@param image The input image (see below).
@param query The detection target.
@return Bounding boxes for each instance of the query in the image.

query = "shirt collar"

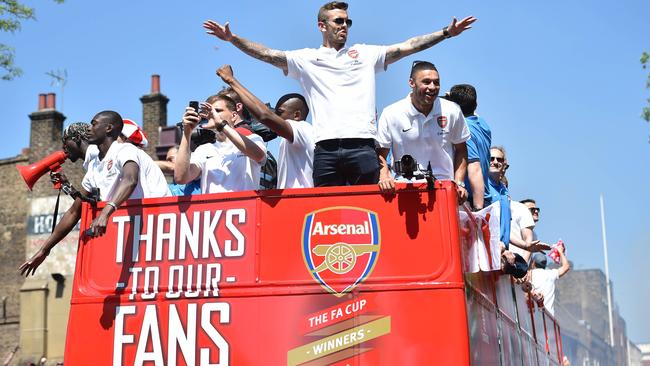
[405,93,439,119]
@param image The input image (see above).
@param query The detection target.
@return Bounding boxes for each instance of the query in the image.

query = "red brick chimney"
[28,92,66,196]
[140,74,168,159]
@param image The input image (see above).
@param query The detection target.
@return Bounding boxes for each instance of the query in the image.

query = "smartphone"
[189,101,199,113]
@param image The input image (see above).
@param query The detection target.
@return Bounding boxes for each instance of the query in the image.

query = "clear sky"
[1,0,649,342]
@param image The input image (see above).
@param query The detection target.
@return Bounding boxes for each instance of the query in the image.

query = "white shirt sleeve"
[285,48,308,79]
[115,143,140,170]
[247,133,267,166]
[513,201,536,229]
[376,108,392,149]
[81,171,93,193]
[289,121,308,147]
[450,106,471,144]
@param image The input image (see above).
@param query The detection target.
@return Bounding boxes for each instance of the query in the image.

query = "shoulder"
[286,47,317,58]
[440,98,463,116]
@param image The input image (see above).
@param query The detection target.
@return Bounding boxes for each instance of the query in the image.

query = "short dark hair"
[318,1,348,22]
[94,110,123,138]
[409,60,438,79]
[275,93,309,119]
[206,94,237,112]
[448,84,477,116]
[217,87,251,120]
[520,198,536,205]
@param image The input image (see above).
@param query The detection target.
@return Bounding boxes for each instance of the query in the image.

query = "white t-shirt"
[530,268,559,315]
[82,142,171,201]
[83,144,99,171]
[277,121,314,189]
[285,44,386,142]
[377,95,470,180]
[509,201,536,258]
[190,133,266,193]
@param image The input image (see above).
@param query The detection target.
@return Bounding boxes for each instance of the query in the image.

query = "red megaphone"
[16,150,68,190]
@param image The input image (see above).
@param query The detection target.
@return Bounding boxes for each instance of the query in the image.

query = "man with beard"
[203,2,475,186]
[376,61,469,204]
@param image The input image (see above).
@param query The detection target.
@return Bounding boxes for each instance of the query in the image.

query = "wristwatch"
[454,180,465,188]
[216,120,228,132]
[442,26,452,39]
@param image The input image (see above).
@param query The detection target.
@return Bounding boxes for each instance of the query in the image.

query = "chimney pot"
[46,93,56,109]
[38,94,46,110]
[151,75,160,94]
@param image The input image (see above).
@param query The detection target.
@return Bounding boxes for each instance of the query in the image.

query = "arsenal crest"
[347,49,359,59]
[106,159,114,171]
[437,116,448,128]
[302,207,380,297]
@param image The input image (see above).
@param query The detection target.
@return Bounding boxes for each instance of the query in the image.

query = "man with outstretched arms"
[204,2,475,186]
[174,95,267,193]
[376,61,470,203]
[217,64,314,188]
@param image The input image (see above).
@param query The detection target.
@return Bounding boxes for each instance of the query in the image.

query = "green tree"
[0,0,63,80]
[642,52,650,122]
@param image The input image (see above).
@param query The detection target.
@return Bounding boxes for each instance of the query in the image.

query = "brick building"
[555,268,636,365]
[0,76,172,365]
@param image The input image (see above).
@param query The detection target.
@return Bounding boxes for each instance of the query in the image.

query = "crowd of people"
[19,1,569,317]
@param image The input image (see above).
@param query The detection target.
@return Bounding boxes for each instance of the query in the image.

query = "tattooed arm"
[203,20,288,73]
[384,16,476,66]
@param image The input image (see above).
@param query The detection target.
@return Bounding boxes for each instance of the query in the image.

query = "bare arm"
[19,195,84,276]
[156,160,175,175]
[377,148,395,193]
[222,125,266,163]
[174,108,202,184]
[217,65,294,142]
[201,102,266,164]
[203,20,287,73]
[88,161,140,237]
[467,161,484,209]
[557,246,571,277]
[384,16,476,66]
[453,142,468,204]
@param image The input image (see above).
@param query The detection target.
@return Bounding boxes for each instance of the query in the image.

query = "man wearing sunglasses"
[376,61,470,204]
[203,2,476,186]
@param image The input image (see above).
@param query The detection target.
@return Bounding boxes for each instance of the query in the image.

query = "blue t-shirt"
[169,179,201,196]
[464,115,492,204]
[486,177,511,247]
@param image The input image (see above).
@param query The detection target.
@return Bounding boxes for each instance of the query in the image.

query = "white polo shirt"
[83,144,99,171]
[190,132,266,194]
[377,95,470,180]
[285,44,386,142]
[82,141,171,201]
[277,121,314,189]
[509,201,536,258]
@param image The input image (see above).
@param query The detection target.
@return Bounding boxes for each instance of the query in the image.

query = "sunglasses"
[332,17,352,27]
[529,207,540,214]
[490,156,505,163]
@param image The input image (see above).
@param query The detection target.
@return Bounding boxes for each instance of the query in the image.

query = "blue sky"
[1,0,649,342]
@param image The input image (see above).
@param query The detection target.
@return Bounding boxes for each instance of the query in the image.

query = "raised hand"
[216,64,234,84]
[181,107,201,134]
[447,16,477,37]
[203,20,234,42]
[528,240,552,253]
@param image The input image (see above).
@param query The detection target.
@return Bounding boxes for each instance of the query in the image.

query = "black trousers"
[312,138,380,187]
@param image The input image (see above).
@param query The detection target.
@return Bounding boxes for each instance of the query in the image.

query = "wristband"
[216,120,228,132]
[106,201,118,210]
[442,26,452,39]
